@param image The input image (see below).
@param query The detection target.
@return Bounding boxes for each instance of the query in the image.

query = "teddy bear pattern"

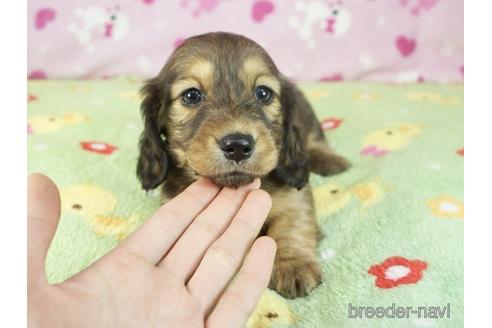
[289,0,351,48]
[68,5,129,52]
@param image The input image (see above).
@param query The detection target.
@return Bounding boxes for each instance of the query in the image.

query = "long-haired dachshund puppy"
[137,32,349,298]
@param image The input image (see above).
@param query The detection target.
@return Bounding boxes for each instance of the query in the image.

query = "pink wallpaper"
[28,0,464,83]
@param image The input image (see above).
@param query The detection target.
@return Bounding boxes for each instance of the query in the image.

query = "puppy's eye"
[181,88,203,106]
[255,85,273,104]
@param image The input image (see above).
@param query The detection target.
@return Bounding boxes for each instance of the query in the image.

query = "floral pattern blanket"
[27,78,464,327]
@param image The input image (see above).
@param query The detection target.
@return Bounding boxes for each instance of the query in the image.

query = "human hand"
[27,174,276,328]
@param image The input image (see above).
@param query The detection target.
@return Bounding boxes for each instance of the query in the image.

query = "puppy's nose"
[219,133,255,163]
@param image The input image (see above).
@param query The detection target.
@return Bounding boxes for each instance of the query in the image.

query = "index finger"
[187,189,272,312]
[115,178,221,265]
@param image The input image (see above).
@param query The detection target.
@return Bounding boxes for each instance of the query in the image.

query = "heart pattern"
[27,1,463,83]
[396,36,416,57]
[252,0,274,23]
[35,8,56,30]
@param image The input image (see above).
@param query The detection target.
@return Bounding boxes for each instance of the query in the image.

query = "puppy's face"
[167,54,282,187]
[137,33,306,190]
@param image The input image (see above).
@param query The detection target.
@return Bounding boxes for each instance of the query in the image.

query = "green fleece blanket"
[27,78,464,328]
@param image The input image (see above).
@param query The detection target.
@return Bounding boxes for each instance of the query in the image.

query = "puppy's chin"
[208,172,256,189]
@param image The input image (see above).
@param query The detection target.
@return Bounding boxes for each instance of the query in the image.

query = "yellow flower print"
[28,112,86,134]
[353,91,379,101]
[427,196,464,219]
[119,90,142,101]
[71,85,93,93]
[313,182,352,217]
[314,178,388,217]
[305,89,331,100]
[406,92,460,106]
[61,184,140,240]
[61,185,117,217]
[89,214,140,241]
[361,123,422,157]
[352,180,387,208]
[247,290,296,328]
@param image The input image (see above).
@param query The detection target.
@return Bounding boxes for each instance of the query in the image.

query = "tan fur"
[241,57,282,121]
[262,97,282,123]
[241,56,274,86]
[262,184,322,298]
[170,59,214,97]
[163,53,284,187]
[307,133,351,176]
[186,117,279,179]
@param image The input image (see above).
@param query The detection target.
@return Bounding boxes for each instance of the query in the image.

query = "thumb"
[27,173,61,286]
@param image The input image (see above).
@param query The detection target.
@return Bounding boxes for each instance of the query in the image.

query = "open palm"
[28,174,276,328]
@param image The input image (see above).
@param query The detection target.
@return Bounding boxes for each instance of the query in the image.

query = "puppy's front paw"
[327,155,351,175]
[269,258,322,299]
[311,152,351,177]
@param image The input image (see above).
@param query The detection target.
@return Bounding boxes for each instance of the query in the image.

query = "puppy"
[136,32,349,299]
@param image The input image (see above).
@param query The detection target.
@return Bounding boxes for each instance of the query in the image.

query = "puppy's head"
[137,32,308,190]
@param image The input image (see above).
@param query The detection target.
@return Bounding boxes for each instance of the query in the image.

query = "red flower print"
[368,256,427,289]
[80,141,118,155]
[320,74,343,82]
[100,75,115,80]
[457,147,464,156]
[28,94,37,102]
[321,118,343,131]
[28,70,47,80]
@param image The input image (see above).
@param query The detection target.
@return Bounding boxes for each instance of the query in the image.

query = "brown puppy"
[137,32,350,299]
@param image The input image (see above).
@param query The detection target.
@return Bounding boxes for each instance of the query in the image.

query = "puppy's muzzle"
[218,133,255,163]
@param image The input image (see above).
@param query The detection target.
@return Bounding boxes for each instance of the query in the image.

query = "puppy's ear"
[136,77,170,191]
[274,81,309,190]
